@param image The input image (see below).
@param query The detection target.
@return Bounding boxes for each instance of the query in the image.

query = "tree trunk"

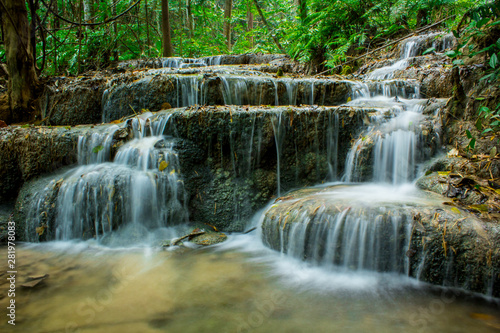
[83,0,92,23]
[178,0,183,56]
[253,0,285,53]
[52,0,60,73]
[161,0,173,57]
[298,0,307,24]
[224,0,232,51]
[77,0,83,73]
[110,0,118,60]
[27,0,37,57]
[145,0,151,56]
[247,2,253,47]
[187,0,193,39]
[1,0,39,123]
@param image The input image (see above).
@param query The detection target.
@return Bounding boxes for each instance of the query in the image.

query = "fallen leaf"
[468,204,489,212]
[36,225,46,236]
[159,160,169,172]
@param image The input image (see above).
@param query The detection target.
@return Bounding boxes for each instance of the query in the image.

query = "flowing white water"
[263,35,445,280]
[25,116,188,242]
[12,34,500,332]
[271,112,286,196]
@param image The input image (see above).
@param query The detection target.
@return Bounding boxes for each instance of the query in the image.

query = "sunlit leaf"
[490,53,498,69]
[159,160,169,172]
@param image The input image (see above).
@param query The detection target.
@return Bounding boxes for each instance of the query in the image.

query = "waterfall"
[342,34,428,184]
[261,185,421,274]
[25,115,188,242]
[271,112,286,196]
[262,35,443,277]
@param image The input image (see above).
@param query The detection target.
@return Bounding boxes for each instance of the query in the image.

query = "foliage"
[285,0,480,69]
[444,1,500,150]
[0,0,488,76]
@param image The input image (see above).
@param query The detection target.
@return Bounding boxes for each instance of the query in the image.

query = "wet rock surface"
[0,126,80,201]
[166,105,369,231]
[116,53,292,71]
[36,34,460,127]
[261,184,500,297]
[11,105,369,236]
[39,76,105,125]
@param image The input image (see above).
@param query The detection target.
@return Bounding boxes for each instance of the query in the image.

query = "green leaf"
[445,50,459,58]
[92,145,104,153]
[469,138,476,149]
[490,53,498,69]
[453,59,464,66]
[479,106,491,116]
[422,47,436,55]
[452,30,460,38]
[477,18,491,29]
[482,128,494,134]
[479,73,496,82]
[476,118,483,131]
[466,129,473,139]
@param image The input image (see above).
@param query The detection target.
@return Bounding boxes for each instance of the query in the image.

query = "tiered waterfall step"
[260,184,500,297]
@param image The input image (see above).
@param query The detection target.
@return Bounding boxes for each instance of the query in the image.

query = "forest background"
[0,0,489,76]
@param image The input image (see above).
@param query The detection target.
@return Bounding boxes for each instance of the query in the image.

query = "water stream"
[5,32,500,331]
[1,239,499,333]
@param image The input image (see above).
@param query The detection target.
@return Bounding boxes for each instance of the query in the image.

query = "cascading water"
[9,33,499,333]
[261,34,444,277]
[24,115,188,242]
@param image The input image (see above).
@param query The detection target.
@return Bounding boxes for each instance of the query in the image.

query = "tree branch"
[39,0,142,27]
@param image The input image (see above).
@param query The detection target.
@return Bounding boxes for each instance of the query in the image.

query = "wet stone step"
[11,105,372,237]
[41,69,426,126]
[115,53,291,71]
[260,183,500,297]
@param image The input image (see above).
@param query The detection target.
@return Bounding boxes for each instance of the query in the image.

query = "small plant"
[444,2,500,151]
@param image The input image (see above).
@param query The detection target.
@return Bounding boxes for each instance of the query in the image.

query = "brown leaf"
[36,225,46,236]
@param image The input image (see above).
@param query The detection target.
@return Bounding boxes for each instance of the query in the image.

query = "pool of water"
[1,235,499,333]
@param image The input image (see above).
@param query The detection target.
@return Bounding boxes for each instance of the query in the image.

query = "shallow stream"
[1,236,499,333]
